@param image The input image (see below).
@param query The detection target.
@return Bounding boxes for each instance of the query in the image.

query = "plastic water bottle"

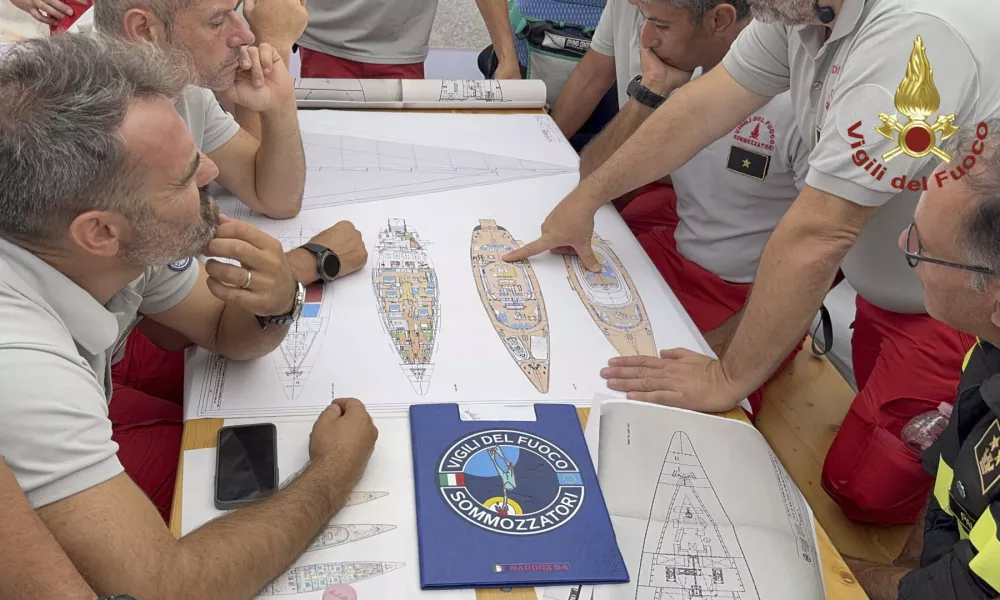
[901,402,953,455]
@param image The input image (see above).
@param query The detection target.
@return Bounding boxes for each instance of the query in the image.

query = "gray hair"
[641,0,752,23]
[94,0,198,36]
[0,33,193,246]
[945,119,1000,290]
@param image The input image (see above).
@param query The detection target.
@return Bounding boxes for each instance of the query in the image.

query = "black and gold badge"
[726,146,771,180]
[975,418,1000,494]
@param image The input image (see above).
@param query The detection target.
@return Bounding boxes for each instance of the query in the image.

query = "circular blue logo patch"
[168,257,193,272]
[437,429,584,535]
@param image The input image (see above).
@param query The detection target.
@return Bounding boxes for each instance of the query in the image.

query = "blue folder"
[409,403,629,589]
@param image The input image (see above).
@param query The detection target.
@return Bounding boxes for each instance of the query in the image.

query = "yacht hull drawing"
[307,524,396,552]
[471,219,550,393]
[566,233,655,357]
[346,491,388,507]
[260,561,405,595]
[636,432,757,600]
[274,229,333,400]
[373,219,440,395]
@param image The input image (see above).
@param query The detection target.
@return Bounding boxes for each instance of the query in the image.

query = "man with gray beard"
[0,34,378,600]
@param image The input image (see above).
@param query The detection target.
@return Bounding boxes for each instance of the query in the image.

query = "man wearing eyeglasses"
[842,120,1000,600]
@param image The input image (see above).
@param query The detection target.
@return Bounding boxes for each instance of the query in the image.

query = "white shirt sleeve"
[720,19,792,98]
[0,346,123,509]
[138,259,201,315]
[590,0,616,57]
[199,88,242,154]
[805,15,981,206]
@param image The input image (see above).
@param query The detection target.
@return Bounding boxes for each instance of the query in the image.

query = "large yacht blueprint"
[306,524,396,553]
[566,233,656,357]
[470,219,550,393]
[636,432,757,600]
[260,561,405,595]
[372,219,440,394]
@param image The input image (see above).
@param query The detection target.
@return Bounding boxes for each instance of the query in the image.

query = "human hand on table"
[309,398,379,492]
[600,349,745,413]
[220,43,294,113]
[203,214,298,316]
[309,221,368,277]
[501,188,603,272]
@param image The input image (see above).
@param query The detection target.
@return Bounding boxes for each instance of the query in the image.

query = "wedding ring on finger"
[240,269,253,290]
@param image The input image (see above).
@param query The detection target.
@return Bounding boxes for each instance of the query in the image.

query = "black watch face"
[320,252,341,279]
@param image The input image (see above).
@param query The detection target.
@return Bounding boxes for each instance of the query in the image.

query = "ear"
[122,8,168,43]
[66,211,130,259]
[707,3,737,34]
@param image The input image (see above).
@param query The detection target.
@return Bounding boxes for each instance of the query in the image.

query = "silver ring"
[240,269,253,289]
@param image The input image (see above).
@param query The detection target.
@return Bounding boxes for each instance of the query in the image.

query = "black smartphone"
[214,422,278,510]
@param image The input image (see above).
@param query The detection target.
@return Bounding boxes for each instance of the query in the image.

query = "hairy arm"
[209,107,305,220]
[37,458,351,600]
[0,460,97,600]
[718,187,876,405]
[579,63,769,211]
[580,97,656,179]
[475,0,519,77]
[550,50,617,140]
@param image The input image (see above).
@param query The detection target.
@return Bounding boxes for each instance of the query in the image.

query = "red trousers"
[299,48,425,79]
[821,296,976,525]
[619,184,803,418]
[109,326,185,523]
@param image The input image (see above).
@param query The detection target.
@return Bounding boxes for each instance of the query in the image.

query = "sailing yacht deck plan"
[345,491,388,507]
[260,561,405,595]
[566,233,656,357]
[306,524,396,553]
[373,219,441,395]
[471,219,550,393]
[636,432,758,600]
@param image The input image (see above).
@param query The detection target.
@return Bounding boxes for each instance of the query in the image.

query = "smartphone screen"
[215,423,278,507]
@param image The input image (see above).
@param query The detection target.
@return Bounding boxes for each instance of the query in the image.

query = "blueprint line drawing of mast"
[635,432,759,600]
[372,219,440,394]
[259,561,405,595]
[471,219,550,393]
[565,233,656,357]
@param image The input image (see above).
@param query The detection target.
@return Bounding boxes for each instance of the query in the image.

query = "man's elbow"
[255,193,303,220]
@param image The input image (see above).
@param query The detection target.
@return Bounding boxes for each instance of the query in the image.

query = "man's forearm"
[579,98,655,179]
[174,458,349,600]
[550,51,616,139]
[255,102,306,218]
[703,306,744,357]
[214,297,292,360]
[581,66,767,212]
[475,0,517,67]
[846,558,908,600]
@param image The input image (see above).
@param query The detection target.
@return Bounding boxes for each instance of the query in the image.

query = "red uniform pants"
[299,47,425,79]
[820,296,976,525]
[619,184,803,418]
[109,325,186,523]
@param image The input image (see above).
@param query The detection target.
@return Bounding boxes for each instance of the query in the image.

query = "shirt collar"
[0,237,119,355]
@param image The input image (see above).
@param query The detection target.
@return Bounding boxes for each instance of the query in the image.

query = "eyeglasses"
[903,222,997,275]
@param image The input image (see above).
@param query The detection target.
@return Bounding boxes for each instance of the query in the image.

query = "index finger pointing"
[502,237,550,263]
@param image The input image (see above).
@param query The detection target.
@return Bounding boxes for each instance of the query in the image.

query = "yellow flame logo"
[875,35,959,162]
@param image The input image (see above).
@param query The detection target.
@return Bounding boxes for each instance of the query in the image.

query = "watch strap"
[257,280,306,328]
[627,74,666,110]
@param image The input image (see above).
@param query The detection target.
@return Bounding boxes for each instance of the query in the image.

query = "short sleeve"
[772,93,809,191]
[590,1,616,57]
[199,88,241,154]
[721,19,792,98]
[139,259,200,315]
[0,347,122,508]
[805,15,981,207]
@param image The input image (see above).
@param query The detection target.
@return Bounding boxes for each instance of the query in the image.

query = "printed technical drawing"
[260,561,405,595]
[345,491,388,507]
[636,432,758,600]
[300,132,574,209]
[438,79,504,102]
[373,219,440,394]
[306,524,397,552]
[471,219,550,393]
[566,233,656,357]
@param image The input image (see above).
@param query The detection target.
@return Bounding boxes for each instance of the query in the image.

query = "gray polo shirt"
[594,0,808,283]
[174,85,241,154]
[722,0,1000,312]
[296,0,438,65]
[0,237,198,508]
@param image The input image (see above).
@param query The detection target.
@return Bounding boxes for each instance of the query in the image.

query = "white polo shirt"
[592,1,808,283]
[0,237,198,508]
[722,0,1000,312]
[297,0,438,65]
[174,85,241,154]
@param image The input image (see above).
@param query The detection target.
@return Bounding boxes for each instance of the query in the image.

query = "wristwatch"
[626,74,667,110]
[300,242,342,283]
[256,280,306,328]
